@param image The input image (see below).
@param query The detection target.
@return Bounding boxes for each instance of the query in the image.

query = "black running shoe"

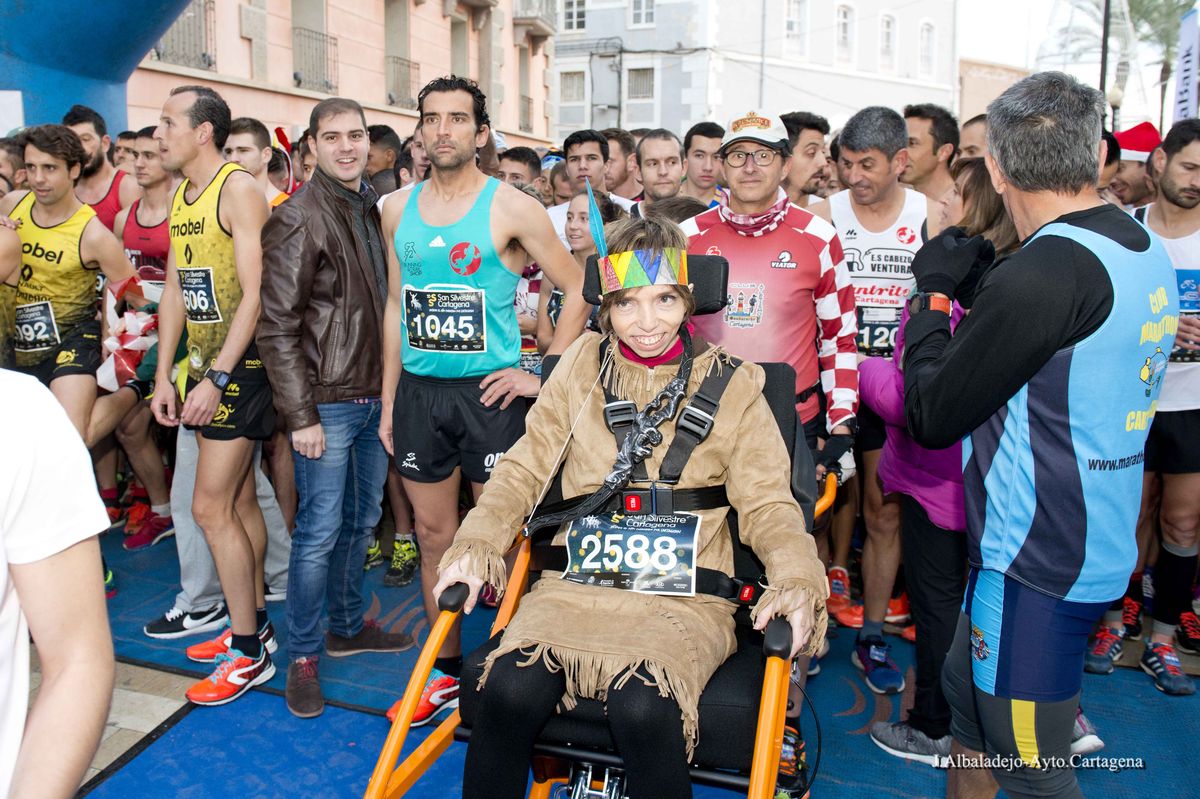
[1177,611,1200,656]
[383,539,419,587]
[143,604,229,639]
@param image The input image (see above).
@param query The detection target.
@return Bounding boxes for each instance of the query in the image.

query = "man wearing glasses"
[679,111,858,796]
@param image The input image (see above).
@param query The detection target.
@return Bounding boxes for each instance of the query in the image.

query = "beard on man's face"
[80,147,106,179]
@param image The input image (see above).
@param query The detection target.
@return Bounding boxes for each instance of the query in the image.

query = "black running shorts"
[856,402,888,453]
[183,344,275,441]
[16,319,102,387]
[392,372,527,484]
[1144,408,1200,474]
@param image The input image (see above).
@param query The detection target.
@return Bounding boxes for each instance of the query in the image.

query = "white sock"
[152,502,170,517]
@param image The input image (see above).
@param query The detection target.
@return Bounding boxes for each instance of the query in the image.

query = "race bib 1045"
[178,267,223,324]
[14,301,60,351]
[405,285,487,353]
[562,511,699,596]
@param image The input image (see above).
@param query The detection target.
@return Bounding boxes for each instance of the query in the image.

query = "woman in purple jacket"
[860,157,1017,765]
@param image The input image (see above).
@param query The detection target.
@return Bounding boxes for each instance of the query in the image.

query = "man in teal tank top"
[379,76,592,725]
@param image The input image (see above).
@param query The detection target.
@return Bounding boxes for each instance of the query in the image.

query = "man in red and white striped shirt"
[679,111,857,798]
[680,111,858,454]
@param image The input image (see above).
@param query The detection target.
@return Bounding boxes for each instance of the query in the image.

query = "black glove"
[910,226,996,302]
[816,432,854,473]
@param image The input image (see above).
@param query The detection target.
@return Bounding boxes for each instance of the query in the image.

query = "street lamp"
[1107,85,1125,131]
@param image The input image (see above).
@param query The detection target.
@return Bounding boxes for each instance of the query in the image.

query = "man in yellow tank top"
[150,85,276,706]
[0,125,144,444]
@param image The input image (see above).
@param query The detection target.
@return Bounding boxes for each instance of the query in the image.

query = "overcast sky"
[956,0,1200,126]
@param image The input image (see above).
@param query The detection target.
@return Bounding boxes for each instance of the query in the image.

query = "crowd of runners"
[0,67,1196,799]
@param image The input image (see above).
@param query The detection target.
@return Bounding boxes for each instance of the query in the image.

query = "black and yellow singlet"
[169,162,245,380]
[8,192,98,366]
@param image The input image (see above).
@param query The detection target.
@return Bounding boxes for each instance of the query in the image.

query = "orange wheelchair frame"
[364,474,838,799]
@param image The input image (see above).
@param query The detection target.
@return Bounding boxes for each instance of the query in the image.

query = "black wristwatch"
[906,289,953,316]
[203,366,232,391]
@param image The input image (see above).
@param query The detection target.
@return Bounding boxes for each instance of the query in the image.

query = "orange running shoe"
[186,648,275,706]
[387,669,460,726]
[186,621,278,663]
[826,566,852,615]
[123,502,152,534]
[833,595,912,628]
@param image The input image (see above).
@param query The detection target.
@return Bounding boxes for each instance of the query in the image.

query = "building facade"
[551,0,957,143]
[958,58,1029,121]
[126,0,557,145]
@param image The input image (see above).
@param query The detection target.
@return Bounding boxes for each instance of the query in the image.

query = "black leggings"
[463,651,693,799]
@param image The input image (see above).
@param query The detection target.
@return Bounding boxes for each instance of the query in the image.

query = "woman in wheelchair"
[434,215,829,799]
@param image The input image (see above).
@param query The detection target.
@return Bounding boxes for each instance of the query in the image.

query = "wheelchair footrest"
[567,762,626,799]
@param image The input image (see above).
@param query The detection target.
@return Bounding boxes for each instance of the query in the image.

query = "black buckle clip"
[620,486,674,516]
[676,401,716,442]
[603,400,638,432]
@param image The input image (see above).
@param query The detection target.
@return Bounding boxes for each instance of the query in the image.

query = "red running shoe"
[186,648,275,706]
[123,513,175,551]
[387,669,460,726]
[186,620,278,663]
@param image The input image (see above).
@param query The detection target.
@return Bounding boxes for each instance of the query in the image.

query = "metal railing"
[293,27,338,93]
[520,95,534,132]
[154,0,216,71]
[386,56,420,109]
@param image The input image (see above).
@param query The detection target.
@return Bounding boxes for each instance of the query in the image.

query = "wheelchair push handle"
[762,617,793,659]
[814,473,837,518]
[438,582,470,613]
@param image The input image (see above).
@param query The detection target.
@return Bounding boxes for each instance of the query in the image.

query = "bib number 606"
[578,532,679,572]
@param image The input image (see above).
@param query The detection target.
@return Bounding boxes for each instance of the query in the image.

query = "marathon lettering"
[21,241,64,264]
[1088,450,1146,471]
[1139,314,1177,345]
[170,218,205,238]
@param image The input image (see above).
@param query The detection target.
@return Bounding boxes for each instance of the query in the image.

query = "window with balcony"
[631,0,654,26]
[880,14,896,71]
[836,5,855,62]
[563,0,586,31]
[155,0,216,71]
[628,68,654,100]
[561,71,585,103]
[785,0,807,56]
[920,22,936,75]
[293,27,338,92]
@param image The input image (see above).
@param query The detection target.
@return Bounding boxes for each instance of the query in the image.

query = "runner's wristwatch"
[906,290,953,316]
[203,366,232,391]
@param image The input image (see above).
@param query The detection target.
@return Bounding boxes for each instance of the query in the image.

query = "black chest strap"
[600,341,742,485]
[658,355,741,484]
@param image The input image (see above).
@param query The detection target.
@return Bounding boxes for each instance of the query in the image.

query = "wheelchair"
[365,256,839,799]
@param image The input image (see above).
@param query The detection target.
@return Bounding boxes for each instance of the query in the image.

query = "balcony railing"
[293,27,338,93]
[513,0,557,37]
[386,56,420,110]
[520,95,534,133]
[154,0,216,71]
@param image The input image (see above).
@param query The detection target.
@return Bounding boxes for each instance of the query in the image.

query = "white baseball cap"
[721,111,789,152]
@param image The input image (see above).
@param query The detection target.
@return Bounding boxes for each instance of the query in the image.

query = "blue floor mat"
[102,529,1197,796]
[101,528,496,714]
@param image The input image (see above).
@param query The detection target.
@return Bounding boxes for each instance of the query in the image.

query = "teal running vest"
[962,222,1178,603]
[395,178,520,378]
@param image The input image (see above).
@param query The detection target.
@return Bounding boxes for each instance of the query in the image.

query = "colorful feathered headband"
[598,248,689,295]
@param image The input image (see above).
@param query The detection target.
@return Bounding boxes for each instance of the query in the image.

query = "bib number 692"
[579,532,679,572]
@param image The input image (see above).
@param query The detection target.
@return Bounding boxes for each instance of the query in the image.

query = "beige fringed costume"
[439,331,829,757]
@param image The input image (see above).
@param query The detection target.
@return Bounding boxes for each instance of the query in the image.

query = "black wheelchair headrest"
[582,254,730,316]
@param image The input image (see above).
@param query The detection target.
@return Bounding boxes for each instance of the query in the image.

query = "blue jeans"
[287,399,388,658]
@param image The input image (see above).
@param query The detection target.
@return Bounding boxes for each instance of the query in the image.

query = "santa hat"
[1114,122,1161,163]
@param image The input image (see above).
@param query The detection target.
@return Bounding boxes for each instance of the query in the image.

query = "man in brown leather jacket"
[258,97,412,718]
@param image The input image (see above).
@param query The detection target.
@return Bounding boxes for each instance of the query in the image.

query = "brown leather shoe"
[286,656,323,718]
[325,619,415,657]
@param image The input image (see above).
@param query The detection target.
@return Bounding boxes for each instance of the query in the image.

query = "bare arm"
[510,191,589,356]
[112,206,130,242]
[808,198,832,223]
[9,539,113,799]
[151,246,185,425]
[213,172,269,373]
[0,226,19,285]
[118,173,142,210]
[535,275,556,355]
[379,193,405,456]
[81,218,135,284]
[0,189,28,218]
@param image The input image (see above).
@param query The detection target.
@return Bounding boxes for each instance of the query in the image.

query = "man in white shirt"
[546,129,634,246]
[0,369,114,798]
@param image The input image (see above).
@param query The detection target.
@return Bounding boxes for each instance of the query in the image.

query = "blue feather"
[586,183,608,259]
